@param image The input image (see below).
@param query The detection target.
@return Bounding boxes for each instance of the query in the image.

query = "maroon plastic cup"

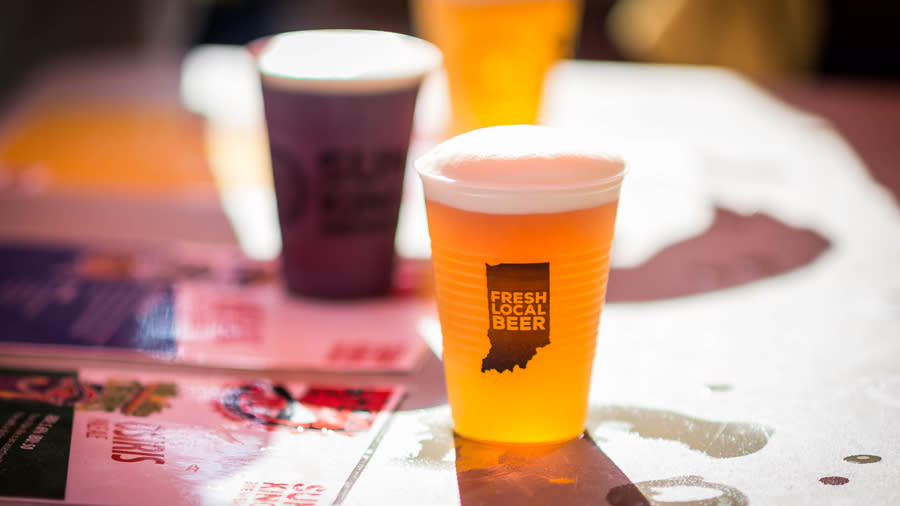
[255,30,441,298]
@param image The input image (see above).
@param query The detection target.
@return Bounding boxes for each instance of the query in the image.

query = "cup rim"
[249,29,442,95]
[417,169,627,215]
[415,125,628,214]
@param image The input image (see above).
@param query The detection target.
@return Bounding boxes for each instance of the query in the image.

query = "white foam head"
[415,125,626,214]
[258,30,442,94]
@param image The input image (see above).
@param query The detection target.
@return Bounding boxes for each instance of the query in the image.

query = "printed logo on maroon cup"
[317,149,406,235]
[269,143,310,225]
[482,262,550,373]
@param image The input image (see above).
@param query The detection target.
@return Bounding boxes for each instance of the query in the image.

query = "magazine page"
[0,365,404,505]
[0,241,432,373]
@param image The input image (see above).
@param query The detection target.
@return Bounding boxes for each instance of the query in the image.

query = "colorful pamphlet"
[0,365,403,505]
[0,241,432,373]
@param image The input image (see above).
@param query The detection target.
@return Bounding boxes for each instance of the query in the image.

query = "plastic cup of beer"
[255,30,441,298]
[410,0,584,136]
[416,125,625,444]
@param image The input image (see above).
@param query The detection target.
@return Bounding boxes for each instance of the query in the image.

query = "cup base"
[452,429,586,447]
[282,267,394,300]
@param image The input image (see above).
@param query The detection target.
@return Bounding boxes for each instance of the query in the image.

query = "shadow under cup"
[255,30,441,298]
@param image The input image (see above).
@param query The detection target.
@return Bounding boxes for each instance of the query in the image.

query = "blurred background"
[0,0,898,103]
[1,0,898,255]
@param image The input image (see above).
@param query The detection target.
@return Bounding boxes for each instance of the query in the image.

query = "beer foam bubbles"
[416,125,626,214]
[258,30,441,94]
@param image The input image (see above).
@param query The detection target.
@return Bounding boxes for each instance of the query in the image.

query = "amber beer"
[417,125,625,444]
[410,0,584,135]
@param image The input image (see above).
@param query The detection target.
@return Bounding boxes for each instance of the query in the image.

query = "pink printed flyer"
[0,366,404,505]
[0,241,433,373]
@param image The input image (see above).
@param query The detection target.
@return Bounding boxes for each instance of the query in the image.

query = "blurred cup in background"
[254,30,441,298]
[416,125,626,444]
[410,0,584,136]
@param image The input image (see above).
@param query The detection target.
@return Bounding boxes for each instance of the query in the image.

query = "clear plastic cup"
[416,125,626,444]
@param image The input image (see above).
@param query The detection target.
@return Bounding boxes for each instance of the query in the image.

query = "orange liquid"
[411,0,583,135]
[425,198,618,444]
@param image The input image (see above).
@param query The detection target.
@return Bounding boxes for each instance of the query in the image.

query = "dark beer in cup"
[256,30,441,298]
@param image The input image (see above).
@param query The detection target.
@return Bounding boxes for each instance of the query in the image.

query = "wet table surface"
[1,57,899,505]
